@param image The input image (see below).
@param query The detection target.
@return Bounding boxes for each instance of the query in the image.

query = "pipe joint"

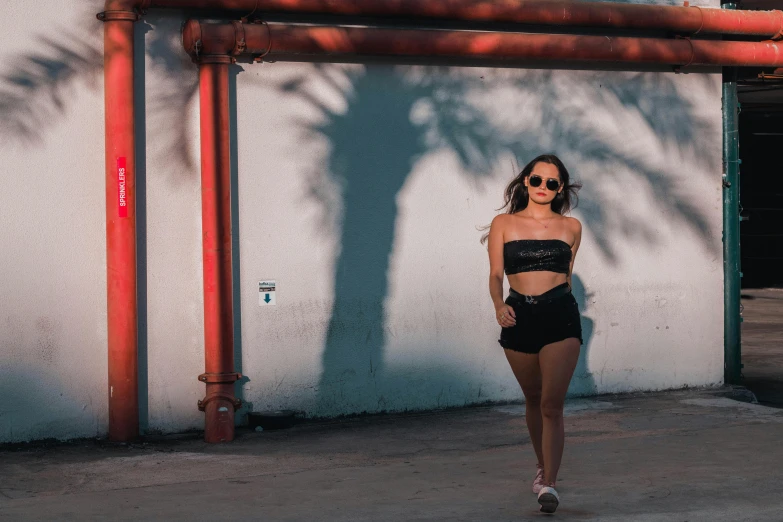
[97,10,141,22]
[98,0,151,21]
[232,20,246,55]
[183,19,271,64]
[198,394,242,412]
[198,372,242,384]
[199,55,236,64]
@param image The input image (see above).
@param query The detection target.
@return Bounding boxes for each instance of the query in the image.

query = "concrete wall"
[0,0,723,442]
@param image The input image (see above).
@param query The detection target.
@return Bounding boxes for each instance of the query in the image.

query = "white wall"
[0,0,723,442]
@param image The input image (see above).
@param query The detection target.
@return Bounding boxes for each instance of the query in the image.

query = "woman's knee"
[522,389,542,406]
[540,399,564,419]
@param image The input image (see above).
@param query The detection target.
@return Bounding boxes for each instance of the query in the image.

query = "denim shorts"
[498,283,583,354]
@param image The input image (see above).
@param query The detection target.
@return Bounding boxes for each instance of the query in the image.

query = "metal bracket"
[672,35,694,74]
[239,0,261,23]
[232,20,247,56]
[198,372,242,384]
[251,20,273,63]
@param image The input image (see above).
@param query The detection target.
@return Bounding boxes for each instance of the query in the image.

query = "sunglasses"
[528,174,561,192]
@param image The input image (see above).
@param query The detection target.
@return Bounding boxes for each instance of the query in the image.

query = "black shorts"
[498,283,583,354]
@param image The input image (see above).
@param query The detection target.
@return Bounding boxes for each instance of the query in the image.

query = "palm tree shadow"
[569,275,597,396]
[279,64,717,415]
[312,70,419,413]
[0,8,197,177]
[0,27,102,146]
[304,66,508,414]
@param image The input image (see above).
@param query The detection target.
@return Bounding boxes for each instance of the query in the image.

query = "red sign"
[117,157,128,218]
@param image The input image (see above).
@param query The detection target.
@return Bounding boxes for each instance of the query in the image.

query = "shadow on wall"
[569,275,596,397]
[290,66,511,414]
[0,11,720,421]
[0,362,105,443]
[0,8,200,435]
[0,8,198,172]
[272,63,718,415]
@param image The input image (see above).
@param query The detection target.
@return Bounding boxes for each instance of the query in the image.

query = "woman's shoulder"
[491,213,511,228]
[562,216,582,239]
[563,215,582,229]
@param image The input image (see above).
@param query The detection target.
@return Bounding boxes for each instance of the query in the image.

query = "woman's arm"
[567,217,582,289]
[488,215,515,326]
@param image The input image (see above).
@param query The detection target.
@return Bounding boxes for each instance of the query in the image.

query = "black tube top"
[503,239,572,275]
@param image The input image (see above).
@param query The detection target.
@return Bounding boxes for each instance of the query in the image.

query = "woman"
[485,154,582,514]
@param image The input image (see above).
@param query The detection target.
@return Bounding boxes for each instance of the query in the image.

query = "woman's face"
[524,162,563,206]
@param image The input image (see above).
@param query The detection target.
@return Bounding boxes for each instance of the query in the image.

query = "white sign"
[259,280,276,306]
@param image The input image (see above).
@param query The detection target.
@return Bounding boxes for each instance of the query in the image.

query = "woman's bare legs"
[538,338,580,485]
[504,339,580,486]
[503,349,544,467]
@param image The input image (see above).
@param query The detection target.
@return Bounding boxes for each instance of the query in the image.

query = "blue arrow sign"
[264,293,271,303]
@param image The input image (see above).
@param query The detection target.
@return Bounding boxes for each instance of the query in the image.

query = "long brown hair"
[480,154,581,244]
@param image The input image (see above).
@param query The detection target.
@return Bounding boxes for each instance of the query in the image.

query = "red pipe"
[184,21,783,68]
[149,0,783,38]
[196,57,241,444]
[98,6,140,442]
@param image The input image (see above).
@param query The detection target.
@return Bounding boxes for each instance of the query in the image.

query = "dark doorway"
[737,63,783,406]
[738,107,783,289]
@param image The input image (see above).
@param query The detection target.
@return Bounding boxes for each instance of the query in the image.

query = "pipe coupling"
[198,394,242,412]
[97,10,141,22]
[198,372,242,384]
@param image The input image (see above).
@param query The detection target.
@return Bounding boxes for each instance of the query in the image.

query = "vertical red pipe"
[197,58,240,443]
[100,9,139,442]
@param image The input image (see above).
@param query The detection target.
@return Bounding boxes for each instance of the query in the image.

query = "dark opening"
[736,57,783,406]
[738,104,783,289]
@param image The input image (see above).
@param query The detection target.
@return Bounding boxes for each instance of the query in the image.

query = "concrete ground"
[1,388,783,521]
[741,287,783,406]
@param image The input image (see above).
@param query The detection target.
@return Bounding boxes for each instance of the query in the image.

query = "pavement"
[741,287,783,407]
[1,387,783,521]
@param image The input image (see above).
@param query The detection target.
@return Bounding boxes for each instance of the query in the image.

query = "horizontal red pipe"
[183,21,783,68]
[136,0,783,38]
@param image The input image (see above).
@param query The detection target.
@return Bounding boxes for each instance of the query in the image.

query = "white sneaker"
[537,485,560,513]
[532,465,546,494]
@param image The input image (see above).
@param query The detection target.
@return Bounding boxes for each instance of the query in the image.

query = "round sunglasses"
[528,174,561,192]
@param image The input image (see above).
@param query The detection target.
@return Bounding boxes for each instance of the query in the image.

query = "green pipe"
[722,2,742,385]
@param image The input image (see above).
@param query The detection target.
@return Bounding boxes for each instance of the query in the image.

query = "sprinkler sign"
[117,157,128,218]
[259,280,276,306]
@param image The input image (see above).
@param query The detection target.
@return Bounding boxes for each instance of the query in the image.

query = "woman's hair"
[480,154,581,244]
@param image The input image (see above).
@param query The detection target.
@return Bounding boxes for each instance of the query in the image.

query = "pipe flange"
[97,10,141,22]
[199,55,235,65]
[231,20,247,56]
[198,394,242,412]
[198,372,242,384]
